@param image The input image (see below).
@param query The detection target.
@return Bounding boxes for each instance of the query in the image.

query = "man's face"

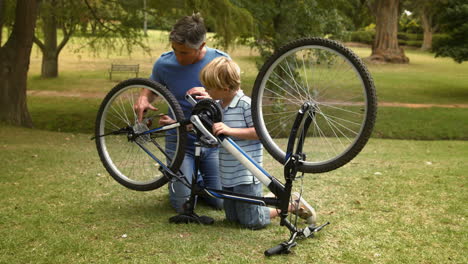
[171,42,204,66]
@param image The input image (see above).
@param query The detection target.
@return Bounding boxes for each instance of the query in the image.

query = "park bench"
[108,64,139,80]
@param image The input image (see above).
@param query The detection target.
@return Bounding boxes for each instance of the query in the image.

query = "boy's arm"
[212,122,259,140]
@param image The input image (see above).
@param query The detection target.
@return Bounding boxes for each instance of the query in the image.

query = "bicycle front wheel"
[252,38,377,173]
[95,78,187,191]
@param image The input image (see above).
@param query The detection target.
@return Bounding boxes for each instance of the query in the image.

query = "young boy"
[199,57,316,229]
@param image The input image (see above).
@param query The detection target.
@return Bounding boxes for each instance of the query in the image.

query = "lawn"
[0,125,466,263]
[1,30,466,263]
[24,30,468,139]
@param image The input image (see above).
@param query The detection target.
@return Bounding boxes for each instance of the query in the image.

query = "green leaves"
[432,0,468,63]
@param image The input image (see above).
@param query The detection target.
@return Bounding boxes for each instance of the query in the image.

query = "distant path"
[27,90,468,108]
[378,102,468,108]
[28,90,105,99]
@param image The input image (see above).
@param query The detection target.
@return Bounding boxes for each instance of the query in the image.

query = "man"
[134,13,228,213]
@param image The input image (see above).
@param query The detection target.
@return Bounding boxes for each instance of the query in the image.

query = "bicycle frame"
[138,100,313,216]
[134,99,329,255]
[190,103,314,210]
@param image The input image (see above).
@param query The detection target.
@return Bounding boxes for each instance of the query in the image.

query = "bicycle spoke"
[253,38,376,172]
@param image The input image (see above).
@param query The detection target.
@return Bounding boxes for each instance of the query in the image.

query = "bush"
[350,31,423,46]
[432,33,450,47]
[399,40,423,47]
[350,31,374,44]
[398,32,422,41]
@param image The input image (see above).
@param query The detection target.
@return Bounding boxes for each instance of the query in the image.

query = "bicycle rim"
[252,38,376,173]
[96,79,186,191]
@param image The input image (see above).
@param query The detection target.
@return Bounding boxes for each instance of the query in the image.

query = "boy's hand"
[158,114,175,126]
[187,87,210,100]
[212,122,231,136]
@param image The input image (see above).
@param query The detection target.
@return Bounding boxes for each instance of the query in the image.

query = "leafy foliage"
[78,0,151,55]
[145,0,254,50]
[432,0,468,63]
[399,11,422,34]
[232,0,347,62]
[339,0,373,31]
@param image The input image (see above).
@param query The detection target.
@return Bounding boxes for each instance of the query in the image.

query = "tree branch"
[83,0,118,33]
[365,0,378,16]
[57,23,75,56]
[33,35,45,52]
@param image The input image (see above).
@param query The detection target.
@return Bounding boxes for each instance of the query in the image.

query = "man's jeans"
[168,146,223,213]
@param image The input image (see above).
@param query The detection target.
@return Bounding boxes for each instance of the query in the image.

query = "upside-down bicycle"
[93,38,377,256]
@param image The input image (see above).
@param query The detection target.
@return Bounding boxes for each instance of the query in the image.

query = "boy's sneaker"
[291,192,317,226]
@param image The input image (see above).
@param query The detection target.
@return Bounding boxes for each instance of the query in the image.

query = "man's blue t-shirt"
[150,47,229,150]
[150,47,229,119]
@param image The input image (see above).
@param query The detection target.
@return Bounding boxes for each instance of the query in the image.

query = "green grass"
[23,31,468,140]
[26,95,468,140]
[4,30,466,263]
[0,125,466,263]
[28,96,101,133]
[375,107,468,140]
[350,47,468,105]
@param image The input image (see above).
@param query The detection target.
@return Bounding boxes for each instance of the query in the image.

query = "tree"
[33,0,150,78]
[403,0,446,51]
[146,0,254,50]
[0,0,4,44]
[432,0,468,63]
[31,0,251,79]
[0,0,39,127]
[234,0,347,61]
[418,2,437,50]
[340,0,373,31]
[33,0,84,78]
[368,0,409,63]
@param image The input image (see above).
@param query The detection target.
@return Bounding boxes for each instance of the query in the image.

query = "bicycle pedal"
[302,221,330,238]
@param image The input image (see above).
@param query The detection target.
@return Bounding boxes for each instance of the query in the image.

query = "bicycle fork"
[265,155,330,256]
[265,102,330,256]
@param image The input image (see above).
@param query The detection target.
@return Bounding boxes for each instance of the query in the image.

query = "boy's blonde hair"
[200,57,240,91]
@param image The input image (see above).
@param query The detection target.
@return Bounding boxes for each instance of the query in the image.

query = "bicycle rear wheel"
[252,38,377,173]
[95,78,187,191]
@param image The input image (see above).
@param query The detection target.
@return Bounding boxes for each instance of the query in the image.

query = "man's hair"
[200,57,241,92]
[169,13,206,49]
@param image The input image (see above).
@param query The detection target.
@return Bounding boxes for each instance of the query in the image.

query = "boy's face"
[171,42,205,66]
[205,87,228,101]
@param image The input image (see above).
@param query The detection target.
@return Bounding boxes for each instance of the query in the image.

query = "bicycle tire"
[252,38,377,173]
[95,78,187,191]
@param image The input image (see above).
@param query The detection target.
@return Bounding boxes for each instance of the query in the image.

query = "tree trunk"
[35,0,76,79]
[41,11,59,78]
[370,0,409,63]
[143,0,148,36]
[420,10,433,51]
[0,0,4,45]
[0,0,38,127]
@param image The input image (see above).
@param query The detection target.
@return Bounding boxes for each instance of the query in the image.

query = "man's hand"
[187,86,210,100]
[134,91,158,123]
